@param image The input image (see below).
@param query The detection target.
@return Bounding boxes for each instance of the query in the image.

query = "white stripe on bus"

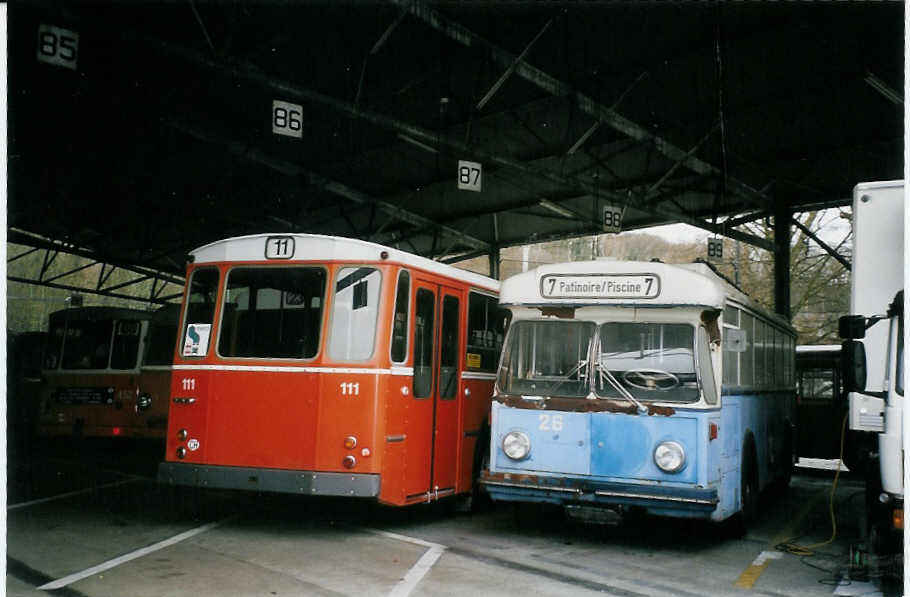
[461,372,497,380]
[173,364,393,375]
[172,365,497,381]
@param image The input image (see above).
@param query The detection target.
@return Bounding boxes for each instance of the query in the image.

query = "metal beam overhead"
[394,0,777,213]
[166,120,490,252]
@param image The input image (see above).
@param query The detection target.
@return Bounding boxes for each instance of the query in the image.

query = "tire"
[456,425,492,513]
[739,439,759,530]
[774,427,793,495]
[723,438,758,538]
[470,427,493,513]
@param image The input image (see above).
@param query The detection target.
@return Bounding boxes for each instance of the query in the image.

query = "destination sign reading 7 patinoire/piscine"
[539,274,661,299]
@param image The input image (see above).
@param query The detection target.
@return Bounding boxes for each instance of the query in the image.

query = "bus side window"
[182,267,219,357]
[413,289,435,398]
[698,326,718,404]
[466,292,509,372]
[390,270,410,363]
[439,296,459,399]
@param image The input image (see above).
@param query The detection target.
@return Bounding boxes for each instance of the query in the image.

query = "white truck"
[838,180,904,586]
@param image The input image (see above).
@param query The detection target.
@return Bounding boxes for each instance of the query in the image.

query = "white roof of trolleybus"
[500,260,790,328]
[189,233,500,292]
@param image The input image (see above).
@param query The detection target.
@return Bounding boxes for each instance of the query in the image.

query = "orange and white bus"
[37,304,178,439]
[158,233,506,506]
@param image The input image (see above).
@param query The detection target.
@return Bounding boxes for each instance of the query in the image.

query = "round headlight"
[502,431,531,461]
[654,441,685,473]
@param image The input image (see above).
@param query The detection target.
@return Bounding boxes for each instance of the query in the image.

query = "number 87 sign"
[457,160,482,192]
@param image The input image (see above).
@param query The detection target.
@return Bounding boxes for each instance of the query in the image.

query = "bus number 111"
[340,382,360,396]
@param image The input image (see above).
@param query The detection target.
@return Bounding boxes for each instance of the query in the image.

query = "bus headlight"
[502,431,531,460]
[654,441,685,473]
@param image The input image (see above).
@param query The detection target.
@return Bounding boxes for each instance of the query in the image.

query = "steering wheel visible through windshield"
[595,322,699,402]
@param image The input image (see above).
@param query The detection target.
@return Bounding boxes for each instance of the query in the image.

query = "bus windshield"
[498,321,596,398]
[595,323,698,403]
[219,267,326,359]
[498,320,700,403]
[54,319,114,370]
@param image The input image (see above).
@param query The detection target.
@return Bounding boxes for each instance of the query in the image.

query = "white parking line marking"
[364,528,447,597]
[8,478,142,511]
[38,515,237,590]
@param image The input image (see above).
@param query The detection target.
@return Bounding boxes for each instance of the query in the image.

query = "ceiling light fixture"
[864,72,903,105]
[397,133,437,154]
[538,199,575,218]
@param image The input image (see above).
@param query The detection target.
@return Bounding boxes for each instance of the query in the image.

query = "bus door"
[407,282,462,499]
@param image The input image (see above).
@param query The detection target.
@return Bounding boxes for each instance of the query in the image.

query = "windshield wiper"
[545,359,587,396]
[595,361,647,414]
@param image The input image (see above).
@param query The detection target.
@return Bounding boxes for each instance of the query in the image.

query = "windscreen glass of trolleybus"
[46,317,142,371]
[499,320,702,403]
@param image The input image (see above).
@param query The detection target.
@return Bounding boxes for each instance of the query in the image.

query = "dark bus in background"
[796,344,868,470]
[36,305,178,440]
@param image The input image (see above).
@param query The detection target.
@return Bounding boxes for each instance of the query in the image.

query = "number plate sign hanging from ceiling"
[707,238,723,262]
[37,25,79,70]
[272,100,303,138]
[602,206,623,233]
[457,160,482,192]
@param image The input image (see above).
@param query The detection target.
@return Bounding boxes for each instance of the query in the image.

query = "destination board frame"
[539,273,661,300]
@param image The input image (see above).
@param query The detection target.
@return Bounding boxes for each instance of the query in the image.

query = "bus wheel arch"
[456,421,492,513]
[740,433,759,524]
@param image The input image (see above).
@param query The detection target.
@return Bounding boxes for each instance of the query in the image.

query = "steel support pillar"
[774,204,791,320]
[488,247,501,280]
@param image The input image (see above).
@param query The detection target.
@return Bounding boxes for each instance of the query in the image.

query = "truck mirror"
[839,315,866,340]
[841,340,867,393]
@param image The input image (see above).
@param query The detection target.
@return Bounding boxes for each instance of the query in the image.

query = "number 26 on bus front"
[539,413,563,431]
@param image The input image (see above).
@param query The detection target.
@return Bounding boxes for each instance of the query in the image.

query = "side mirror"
[841,340,867,393]
[839,315,866,340]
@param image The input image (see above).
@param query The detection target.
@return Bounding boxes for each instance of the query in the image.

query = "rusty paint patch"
[538,306,575,319]
[482,471,540,484]
[494,394,675,416]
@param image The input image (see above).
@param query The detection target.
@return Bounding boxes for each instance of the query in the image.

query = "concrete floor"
[5,435,901,597]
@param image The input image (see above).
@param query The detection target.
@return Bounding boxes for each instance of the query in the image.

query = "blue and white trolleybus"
[480,259,796,526]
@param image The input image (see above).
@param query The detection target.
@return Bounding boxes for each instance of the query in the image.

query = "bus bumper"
[480,470,718,517]
[158,462,381,498]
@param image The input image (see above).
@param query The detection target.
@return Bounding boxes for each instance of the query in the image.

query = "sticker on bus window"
[182,324,211,357]
[466,353,482,368]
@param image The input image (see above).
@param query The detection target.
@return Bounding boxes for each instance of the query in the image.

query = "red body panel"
[165,251,497,507]
[37,369,171,439]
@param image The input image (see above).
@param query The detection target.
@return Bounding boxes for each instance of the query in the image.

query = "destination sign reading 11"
[540,274,660,299]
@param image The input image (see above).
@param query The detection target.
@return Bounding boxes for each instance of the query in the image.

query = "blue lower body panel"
[488,401,723,520]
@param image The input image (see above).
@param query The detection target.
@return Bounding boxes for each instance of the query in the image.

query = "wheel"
[741,441,759,524]
[456,425,492,513]
[773,427,793,495]
[727,439,759,537]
